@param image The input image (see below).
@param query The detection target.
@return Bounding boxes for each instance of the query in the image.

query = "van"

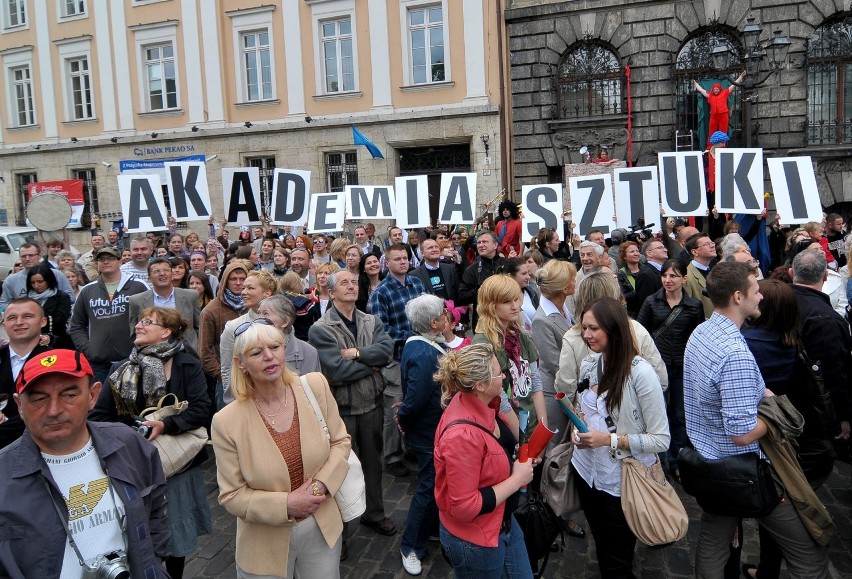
[0,227,80,280]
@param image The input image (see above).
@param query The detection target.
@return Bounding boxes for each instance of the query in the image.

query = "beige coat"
[685,263,713,319]
[212,372,351,575]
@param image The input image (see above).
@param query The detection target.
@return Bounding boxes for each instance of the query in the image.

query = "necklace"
[254,389,288,425]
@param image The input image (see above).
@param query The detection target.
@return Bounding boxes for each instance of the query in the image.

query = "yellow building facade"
[0,0,509,242]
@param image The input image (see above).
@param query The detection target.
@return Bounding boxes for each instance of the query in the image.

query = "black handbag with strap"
[678,447,780,518]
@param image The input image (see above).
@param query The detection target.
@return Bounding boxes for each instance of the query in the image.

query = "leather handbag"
[678,447,780,518]
[540,426,581,517]
[299,376,367,522]
[513,490,563,570]
[620,456,688,546]
[140,393,208,478]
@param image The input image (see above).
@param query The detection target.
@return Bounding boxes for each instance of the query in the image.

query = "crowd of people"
[0,201,849,579]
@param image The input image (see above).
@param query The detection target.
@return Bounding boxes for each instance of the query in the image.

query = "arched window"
[674,27,744,148]
[556,41,623,118]
[807,15,852,145]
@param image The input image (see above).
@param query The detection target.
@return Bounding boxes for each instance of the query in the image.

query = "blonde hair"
[536,259,577,299]
[434,343,494,407]
[316,261,341,276]
[246,270,278,294]
[572,271,621,329]
[475,274,522,348]
[328,237,350,261]
[278,271,304,294]
[231,323,295,401]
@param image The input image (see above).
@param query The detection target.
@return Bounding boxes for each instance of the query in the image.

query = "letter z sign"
[568,175,615,237]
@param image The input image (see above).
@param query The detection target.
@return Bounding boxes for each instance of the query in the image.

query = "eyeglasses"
[138,319,164,327]
[697,242,716,250]
[234,317,275,337]
[492,371,505,380]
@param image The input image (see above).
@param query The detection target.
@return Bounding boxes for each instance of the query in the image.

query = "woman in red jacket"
[433,343,536,578]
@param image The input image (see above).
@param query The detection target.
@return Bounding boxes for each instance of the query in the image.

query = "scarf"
[222,287,244,312]
[27,287,57,305]
[109,340,183,416]
[504,329,521,369]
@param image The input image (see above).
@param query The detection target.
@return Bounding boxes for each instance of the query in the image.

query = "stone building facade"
[506,0,852,213]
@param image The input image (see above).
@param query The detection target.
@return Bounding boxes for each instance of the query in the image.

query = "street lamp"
[711,16,792,147]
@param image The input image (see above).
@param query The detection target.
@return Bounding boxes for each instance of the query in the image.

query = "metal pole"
[744,77,754,148]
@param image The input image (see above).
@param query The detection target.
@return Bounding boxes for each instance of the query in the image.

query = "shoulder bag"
[140,393,208,478]
[618,373,688,545]
[299,375,366,522]
[540,425,581,517]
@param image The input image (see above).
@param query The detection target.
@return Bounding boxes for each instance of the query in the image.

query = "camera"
[82,550,130,579]
[132,420,152,439]
[626,218,655,242]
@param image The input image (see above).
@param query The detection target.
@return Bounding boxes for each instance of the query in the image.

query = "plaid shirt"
[368,274,425,360]
[683,312,765,460]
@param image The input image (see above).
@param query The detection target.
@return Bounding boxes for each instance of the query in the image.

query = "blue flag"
[352,125,384,159]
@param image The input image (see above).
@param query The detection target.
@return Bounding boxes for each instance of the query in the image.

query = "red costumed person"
[693,71,746,145]
[494,200,521,257]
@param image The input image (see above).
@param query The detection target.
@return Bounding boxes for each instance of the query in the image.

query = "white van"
[0,227,80,280]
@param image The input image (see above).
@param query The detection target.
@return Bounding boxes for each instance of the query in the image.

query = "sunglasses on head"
[234,317,275,338]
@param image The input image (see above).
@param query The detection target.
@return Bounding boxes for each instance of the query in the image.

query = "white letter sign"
[395,176,430,229]
[614,167,661,233]
[715,149,764,214]
[269,169,310,226]
[569,175,615,237]
[346,186,396,220]
[118,175,168,233]
[438,173,476,224]
[308,192,345,233]
[222,168,262,225]
[659,152,707,217]
[767,157,823,225]
[165,162,212,221]
[521,184,562,243]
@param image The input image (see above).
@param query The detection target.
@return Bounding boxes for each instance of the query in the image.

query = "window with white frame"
[4,0,26,28]
[144,43,178,110]
[67,57,94,120]
[11,65,35,126]
[325,152,358,192]
[61,0,86,18]
[241,31,272,101]
[408,5,445,84]
[321,18,354,93]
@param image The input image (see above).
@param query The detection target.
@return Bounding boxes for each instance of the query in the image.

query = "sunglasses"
[234,317,274,337]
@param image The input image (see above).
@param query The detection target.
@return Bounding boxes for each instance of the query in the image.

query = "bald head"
[677,226,699,243]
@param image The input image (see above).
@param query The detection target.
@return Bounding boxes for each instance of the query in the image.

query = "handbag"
[299,376,367,522]
[540,426,581,517]
[678,448,781,518]
[140,393,208,478]
[620,456,688,546]
[513,490,563,573]
[792,347,837,440]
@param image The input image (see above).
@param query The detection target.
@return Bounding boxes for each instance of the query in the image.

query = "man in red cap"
[0,349,170,578]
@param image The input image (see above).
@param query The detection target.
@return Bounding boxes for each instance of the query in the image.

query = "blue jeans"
[440,518,532,579]
[400,441,439,558]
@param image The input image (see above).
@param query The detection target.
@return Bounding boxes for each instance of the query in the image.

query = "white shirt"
[152,288,176,309]
[8,345,31,381]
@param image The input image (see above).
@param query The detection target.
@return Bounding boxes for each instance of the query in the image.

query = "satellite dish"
[579,146,589,155]
[26,192,72,231]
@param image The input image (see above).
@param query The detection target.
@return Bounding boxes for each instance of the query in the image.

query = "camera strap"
[40,457,127,570]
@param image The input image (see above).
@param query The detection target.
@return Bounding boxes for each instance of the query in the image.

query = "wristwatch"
[354,348,360,360]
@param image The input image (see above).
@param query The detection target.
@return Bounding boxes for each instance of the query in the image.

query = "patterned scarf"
[222,287,244,313]
[504,329,521,370]
[109,340,183,416]
[27,287,57,305]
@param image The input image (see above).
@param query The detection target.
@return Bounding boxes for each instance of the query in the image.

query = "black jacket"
[619,263,663,318]
[0,344,51,449]
[409,262,459,302]
[636,289,704,366]
[458,254,506,329]
[793,284,852,423]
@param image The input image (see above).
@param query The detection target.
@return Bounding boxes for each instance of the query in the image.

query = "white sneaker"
[401,550,422,576]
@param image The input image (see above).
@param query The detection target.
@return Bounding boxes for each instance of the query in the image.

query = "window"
[241,31,272,101]
[325,152,358,192]
[144,43,178,111]
[246,156,275,217]
[557,41,623,118]
[408,5,445,84]
[807,16,852,145]
[14,172,36,227]
[674,27,744,148]
[4,0,26,28]
[67,57,94,120]
[11,65,35,126]
[72,168,98,227]
[61,0,86,18]
[321,18,354,93]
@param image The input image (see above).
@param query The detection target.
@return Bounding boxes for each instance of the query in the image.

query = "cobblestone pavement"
[186,451,852,578]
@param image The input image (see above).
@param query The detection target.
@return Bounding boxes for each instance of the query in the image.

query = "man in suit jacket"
[684,233,715,318]
[0,298,51,449]
[128,258,201,356]
[409,238,459,302]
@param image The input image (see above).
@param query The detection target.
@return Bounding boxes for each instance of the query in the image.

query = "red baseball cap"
[16,349,94,394]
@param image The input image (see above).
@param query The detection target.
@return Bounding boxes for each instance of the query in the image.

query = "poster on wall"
[27,180,86,229]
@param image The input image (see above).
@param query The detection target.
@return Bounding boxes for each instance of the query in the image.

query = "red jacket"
[433,392,511,547]
[495,219,521,257]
